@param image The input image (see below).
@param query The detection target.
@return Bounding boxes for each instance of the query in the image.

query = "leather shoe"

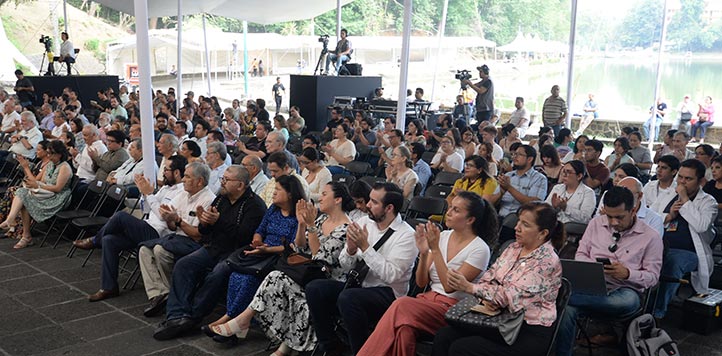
[143,294,168,317]
[153,317,197,340]
[73,238,95,250]
[88,288,119,302]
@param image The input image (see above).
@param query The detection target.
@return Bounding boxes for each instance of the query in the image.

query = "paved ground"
[0,233,721,356]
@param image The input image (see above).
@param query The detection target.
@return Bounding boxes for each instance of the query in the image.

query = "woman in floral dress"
[204,182,354,356]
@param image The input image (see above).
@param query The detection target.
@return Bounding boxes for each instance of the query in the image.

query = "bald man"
[597,177,664,238]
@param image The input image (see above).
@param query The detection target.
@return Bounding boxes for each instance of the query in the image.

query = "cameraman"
[324,29,352,75]
[54,32,76,76]
[462,64,494,124]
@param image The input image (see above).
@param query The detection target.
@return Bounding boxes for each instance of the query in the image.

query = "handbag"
[29,187,54,200]
[275,242,329,287]
[444,296,525,346]
[225,245,279,278]
[680,112,692,122]
[344,227,395,289]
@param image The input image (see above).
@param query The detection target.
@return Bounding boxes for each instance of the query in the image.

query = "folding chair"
[433,172,463,186]
[69,184,128,264]
[355,144,372,163]
[404,196,447,221]
[546,278,573,356]
[332,173,355,186]
[41,179,108,248]
[359,175,385,187]
[421,151,436,165]
[345,160,372,178]
[424,185,452,200]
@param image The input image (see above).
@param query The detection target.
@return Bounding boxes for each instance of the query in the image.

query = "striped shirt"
[542,95,567,126]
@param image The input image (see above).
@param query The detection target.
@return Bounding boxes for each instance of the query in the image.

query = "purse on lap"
[444,296,525,346]
[275,240,329,287]
[225,245,279,278]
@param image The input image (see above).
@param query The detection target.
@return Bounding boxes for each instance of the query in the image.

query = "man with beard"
[154,113,173,142]
[72,155,190,301]
[306,182,417,355]
[151,165,266,340]
[489,144,547,242]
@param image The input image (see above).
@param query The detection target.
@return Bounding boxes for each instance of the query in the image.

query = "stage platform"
[289,74,382,132]
[27,75,119,110]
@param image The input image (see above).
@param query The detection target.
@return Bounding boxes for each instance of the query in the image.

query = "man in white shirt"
[666,131,695,162]
[205,142,229,195]
[173,121,189,143]
[242,155,269,194]
[72,155,190,302]
[191,121,210,158]
[56,32,76,76]
[260,151,309,207]
[108,96,128,120]
[45,111,70,140]
[107,138,154,197]
[73,125,108,181]
[643,155,679,215]
[1,98,20,135]
[508,96,530,138]
[156,134,179,186]
[306,182,417,355]
[2,111,42,161]
[481,125,504,161]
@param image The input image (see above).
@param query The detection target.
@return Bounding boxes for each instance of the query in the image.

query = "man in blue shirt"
[410,143,432,195]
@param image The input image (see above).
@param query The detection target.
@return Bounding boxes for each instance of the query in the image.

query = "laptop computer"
[560,259,608,296]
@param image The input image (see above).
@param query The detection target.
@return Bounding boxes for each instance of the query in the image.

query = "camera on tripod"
[455,70,472,90]
[318,35,329,52]
[39,35,52,52]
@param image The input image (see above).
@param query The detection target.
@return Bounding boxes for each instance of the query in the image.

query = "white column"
[62,0,68,33]
[133,0,156,184]
[565,0,578,129]
[336,0,342,41]
[430,0,449,101]
[648,0,670,149]
[176,0,182,118]
[243,21,249,96]
[395,0,413,130]
[202,13,212,96]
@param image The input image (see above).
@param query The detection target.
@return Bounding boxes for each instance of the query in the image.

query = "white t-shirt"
[392,168,419,200]
[327,139,356,167]
[492,142,504,162]
[431,151,464,173]
[1,111,20,132]
[509,108,530,136]
[429,231,490,300]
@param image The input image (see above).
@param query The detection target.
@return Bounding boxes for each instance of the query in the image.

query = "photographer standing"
[54,32,76,76]
[324,29,352,75]
[463,64,494,124]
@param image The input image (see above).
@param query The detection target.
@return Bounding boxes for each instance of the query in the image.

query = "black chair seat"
[71,216,109,229]
[56,210,93,220]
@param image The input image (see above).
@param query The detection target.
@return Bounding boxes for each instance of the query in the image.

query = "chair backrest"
[425,185,452,199]
[74,179,109,212]
[359,175,385,188]
[421,151,436,165]
[406,196,447,219]
[345,160,372,177]
[332,173,356,186]
[546,277,572,356]
[95,184,128,218]
[433,171,463,186]
[413,182,422,197]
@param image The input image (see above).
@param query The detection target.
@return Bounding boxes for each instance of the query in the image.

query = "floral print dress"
[248,214,348,352]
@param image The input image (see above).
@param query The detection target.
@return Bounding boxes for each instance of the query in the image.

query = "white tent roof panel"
[91,0,353,24]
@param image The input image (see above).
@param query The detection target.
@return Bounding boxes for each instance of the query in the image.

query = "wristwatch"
[175,218,182,228]
[306,226,320,234]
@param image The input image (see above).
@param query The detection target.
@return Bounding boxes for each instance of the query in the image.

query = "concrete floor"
[0,233,721,356]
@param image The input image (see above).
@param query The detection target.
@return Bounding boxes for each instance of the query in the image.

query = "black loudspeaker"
[343,63,363,76]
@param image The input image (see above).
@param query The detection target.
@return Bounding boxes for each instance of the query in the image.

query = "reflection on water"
[495,57,722,122]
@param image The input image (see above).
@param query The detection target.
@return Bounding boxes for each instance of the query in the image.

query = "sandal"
[13,237,34,249]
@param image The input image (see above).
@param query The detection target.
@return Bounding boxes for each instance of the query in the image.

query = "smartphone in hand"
[596,257,612,266]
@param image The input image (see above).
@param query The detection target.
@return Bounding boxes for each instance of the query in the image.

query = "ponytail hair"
[457,191,498,247]
[517,201,566,251]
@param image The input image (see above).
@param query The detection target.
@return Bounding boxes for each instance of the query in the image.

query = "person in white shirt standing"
[306,182,417,355]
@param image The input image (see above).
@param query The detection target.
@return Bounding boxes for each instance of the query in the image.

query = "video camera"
[39,35,52,52]
[318,34,330,54]
[455,70,472,90]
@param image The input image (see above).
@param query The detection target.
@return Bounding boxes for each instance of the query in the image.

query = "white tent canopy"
[92,0,353,24]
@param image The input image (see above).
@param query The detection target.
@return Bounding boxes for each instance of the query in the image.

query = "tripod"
[314,45,329,75]
[39,51,56,76]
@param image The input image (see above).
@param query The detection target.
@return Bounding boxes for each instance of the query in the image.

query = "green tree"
[616,0,663,48]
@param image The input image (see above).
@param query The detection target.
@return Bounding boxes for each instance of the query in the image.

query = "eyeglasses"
[561,169,576,176]
[608,232,621,253]
[220,176,241,183]
[511,153,527,158]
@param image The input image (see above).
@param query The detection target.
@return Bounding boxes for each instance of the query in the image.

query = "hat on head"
[476,64,490,74]
[185,91,194,96]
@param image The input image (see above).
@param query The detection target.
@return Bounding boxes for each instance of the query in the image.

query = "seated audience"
[653,129,677,163]
[351,116,377,147]
[1,141,72,249]
[1,111,42,161]
[322,123,356,175]
[480,126,503,162]
[459,127,479,159]
[404,119,426,147]
[478,141,499,176]
[554,128,574,158]
[359,192,497,356]
[241,155,269,195]
[668,131,695,162]
[703,155,722,208]
[556,186,662,355]
[432,201,563,356]
[286,106,305,137]
[628,131,653,182]
[180,140,204,164]
[206,142,230,195]
[562,135,588,163]
[605,137,635,179]
[431,136,464,173]
[72,125,108,181]
[106,138,149,195]
[653,159,718,319]
[348,180,372,221]
[448,155,497,204]
[597,176,665,238]
[582,139,610,195]
[265,131,300,174]
[300,147,332,203]
[498,123,520,157]
[306,183,416,355]
[151,165,265,339]
[546,160,595,225]
[204,182,351,354]
[539,145,563,191]
[695,143,716,183]
[410,143,432,195]
[236,121,270,161]
[490,145,547,223]
[272,114,289,141]
[386,145,419,200]
[260,152,309,207]
[642,155,679,215]
[90,130,129,181]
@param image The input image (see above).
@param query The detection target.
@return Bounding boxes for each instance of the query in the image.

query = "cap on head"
[476,64,490,75]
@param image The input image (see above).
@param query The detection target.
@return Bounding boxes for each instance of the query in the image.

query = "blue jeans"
[549,124,563,137]
[325,53,349,75]
[643,116,663,141]
[653,248,698,318]
[165,247,233,321]
[556,287,641,356]
[691,121,714,139]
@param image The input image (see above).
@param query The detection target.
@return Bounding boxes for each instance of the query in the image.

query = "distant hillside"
[1,0,130,76]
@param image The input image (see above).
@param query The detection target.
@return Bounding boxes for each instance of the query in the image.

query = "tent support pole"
[395,0,412,130]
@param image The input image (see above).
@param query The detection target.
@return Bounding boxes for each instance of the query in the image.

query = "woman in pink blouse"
[431,201,564,356]
[691,96,715,143]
